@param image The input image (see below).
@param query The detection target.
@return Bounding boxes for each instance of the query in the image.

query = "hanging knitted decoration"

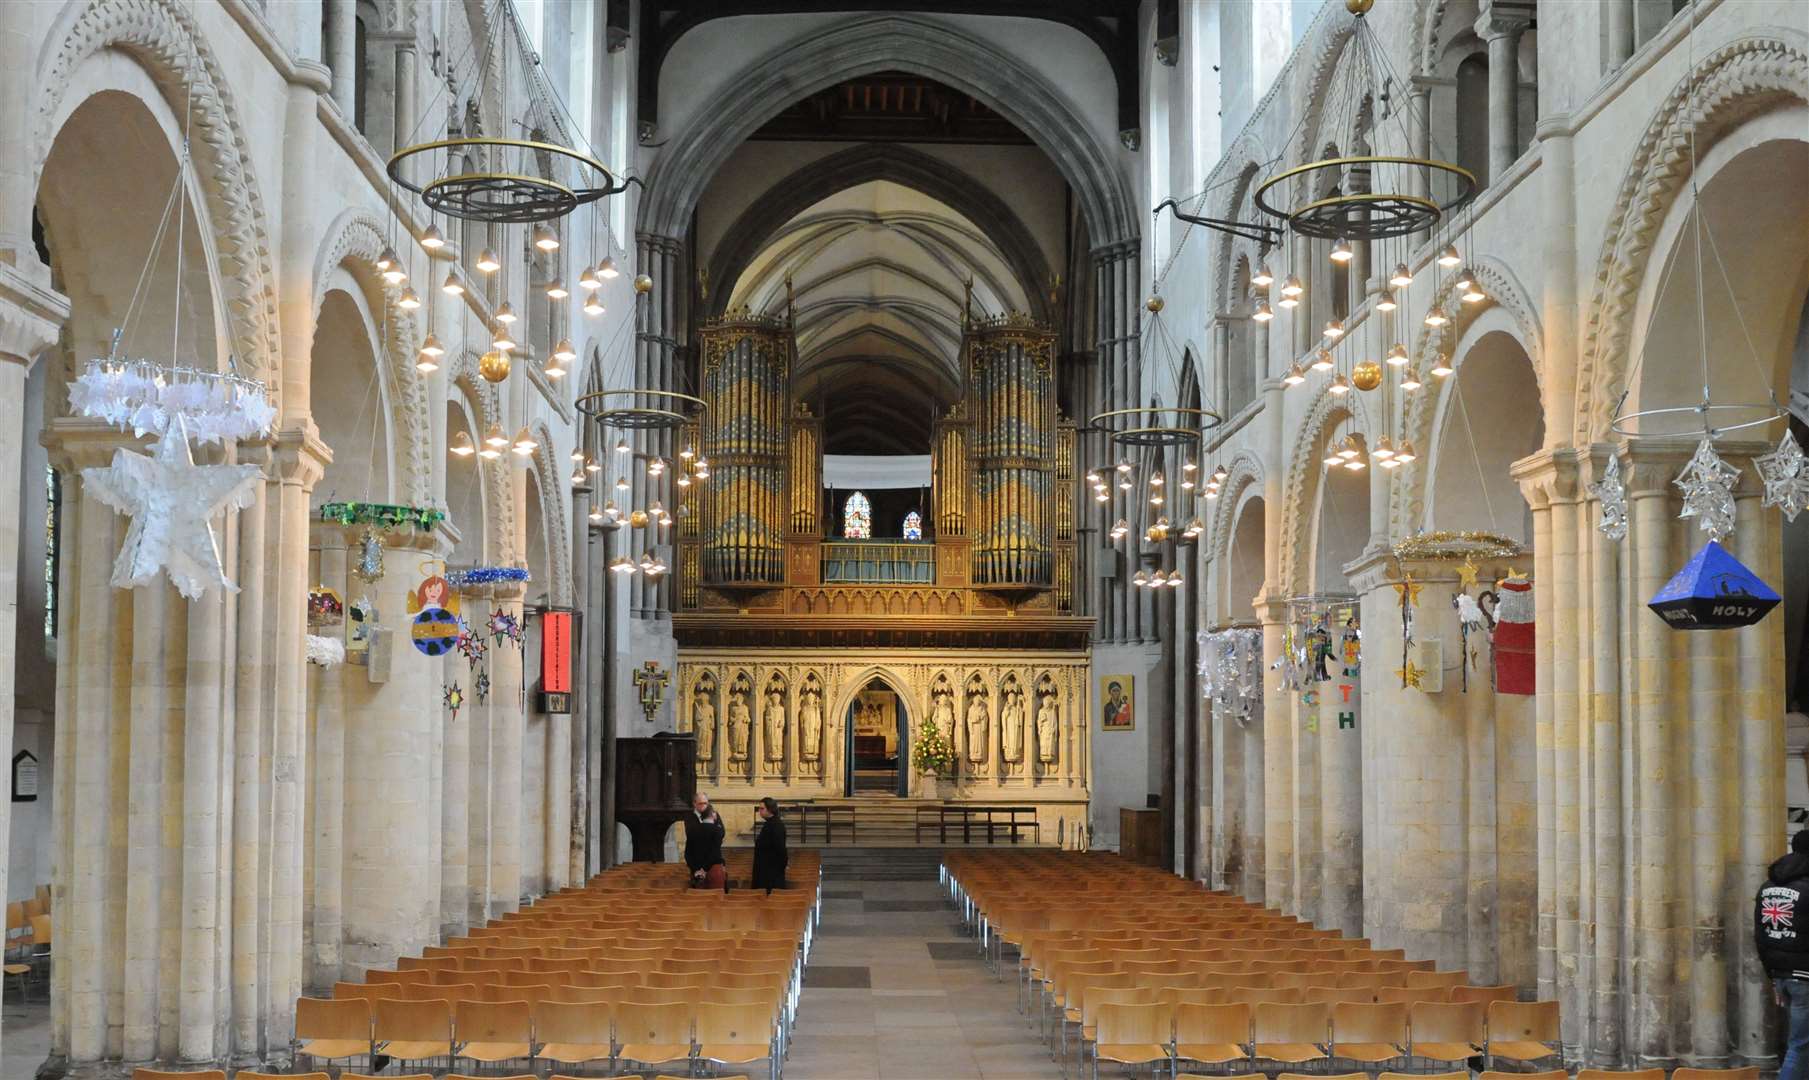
[1493,573,1536,695]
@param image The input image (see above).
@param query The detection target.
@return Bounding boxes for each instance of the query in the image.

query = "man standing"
[752,797,788,895]
[685,791,727,890]
[1756,829,1809,1080]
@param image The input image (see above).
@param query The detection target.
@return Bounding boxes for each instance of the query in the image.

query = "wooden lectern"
[614,735,697,862]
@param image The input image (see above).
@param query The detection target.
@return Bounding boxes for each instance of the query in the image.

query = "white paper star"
[81,426,263,599]
[1591,453,1629,542]
[1674,437,1740,542]
[1755,429,1809,522]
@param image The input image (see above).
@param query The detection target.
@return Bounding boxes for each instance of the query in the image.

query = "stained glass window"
[842,492,872,539]
[902,510,923,541]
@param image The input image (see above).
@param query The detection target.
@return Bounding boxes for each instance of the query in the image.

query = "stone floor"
[784,878,1069,1080]
[2,993,50,1080]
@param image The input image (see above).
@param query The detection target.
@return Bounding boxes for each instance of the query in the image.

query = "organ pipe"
[696,313,791,586]
[965,314,1057,588]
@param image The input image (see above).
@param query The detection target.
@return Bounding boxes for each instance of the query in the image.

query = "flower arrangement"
[912,720,957,779]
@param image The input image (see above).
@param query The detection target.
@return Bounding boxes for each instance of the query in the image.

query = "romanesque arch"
[1279,385,1366,595]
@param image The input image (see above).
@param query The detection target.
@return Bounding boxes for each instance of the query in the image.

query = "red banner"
[541,610,571,694]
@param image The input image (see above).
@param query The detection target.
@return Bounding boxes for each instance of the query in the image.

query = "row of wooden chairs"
[137,1069,710,1080]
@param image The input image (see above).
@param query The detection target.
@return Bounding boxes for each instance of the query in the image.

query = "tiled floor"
[786,879,1069,1080]
[2,995,49,1080]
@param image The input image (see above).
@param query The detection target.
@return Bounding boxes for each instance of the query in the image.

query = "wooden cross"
[633,661,670,723]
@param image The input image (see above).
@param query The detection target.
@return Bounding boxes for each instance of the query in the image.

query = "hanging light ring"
[1254,156,1476,240]
[1609,400,1785,441]
[388,137,624,223]
[1088,406,1223,447]
[576,389,708,431]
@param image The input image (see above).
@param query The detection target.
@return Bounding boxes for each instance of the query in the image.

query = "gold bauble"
[628,509,650,529]
[1352,360,1384,391]
[632,274,654,294]
[478,349,511,383]
[1145,295,1165,313]
[1345,0,1375,14]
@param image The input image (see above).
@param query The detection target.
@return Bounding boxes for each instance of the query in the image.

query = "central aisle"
[786,877,1062,1080]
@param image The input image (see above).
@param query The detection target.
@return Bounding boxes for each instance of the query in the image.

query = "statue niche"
[930,673,956,743]
[1000,674,1025,767]
[798,673,824,764]
[691,672,719,766]
[964,675,990,765]
[726,672,754,765]
[762,674,788,763]
[1035,673,1060,766]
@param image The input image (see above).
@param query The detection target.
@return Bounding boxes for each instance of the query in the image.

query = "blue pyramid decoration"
[1648,540,1780,630]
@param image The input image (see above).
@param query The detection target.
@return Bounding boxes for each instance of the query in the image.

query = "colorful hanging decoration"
[408,574,460,617]
[1395,658,1427,690]
[1455,592,1491,692]
[307,584,344,628]
[1675,438,1740,541]
[80,420,263,600]
[1755,430,1809,523]
[352,528,385,583]
[473,669,492,704]
[68,357,276,445]
[317,501,447,532]
[444,682,465,721]
[346,595,380,665]
[1393,573,1420,690]
[446,565,532,588]
[1493,573,1536,694]
[1592,453,1630,542]
[1647,540,1780,630]
[1197,628,1263,723]
[305,633,345,667]
[455,616,488,665]
[487,607,524,648]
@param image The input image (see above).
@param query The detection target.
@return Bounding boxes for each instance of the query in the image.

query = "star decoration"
[1674,437,1741,541]
[1392,575,1422,607]
[1755,429,1809,522]
[487,607,523,647]
[474,669,492,703]
[1396,660,1426,690]
[1457,560,1480,592]
[443,683,465,720]
[81,426,262,600]
[1591,452,1629,542]
[456,616,488,665]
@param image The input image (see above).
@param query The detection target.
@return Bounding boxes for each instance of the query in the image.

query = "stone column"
[322,0,358,119]
[489,587,526,912]
[1606,0,1634,70]
[441,631,471,935]
[1316,610,1362,938]
[393,40,418,160]
[1257,595,1292,912]
[229,445,269,1062]
[1477,10,1532,184]
[1093,240,1140,643]
[309,537,348,989]
[0,4,40,262]
[1211,318,1231,420]
[0,271,62,1073]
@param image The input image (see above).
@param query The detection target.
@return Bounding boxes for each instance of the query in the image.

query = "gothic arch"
[825,665,917,741]
[1390,257,1543,535]
[1279,385,1368,595]
[1206,450,1267,575]
[707,143,1054,323]
[34,0,280,380]
[637,15,1137,249]
[310,209,431,507]
[1575,34,1809,444]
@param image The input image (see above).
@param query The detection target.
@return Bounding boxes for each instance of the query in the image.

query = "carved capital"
[0,263,70,363]
[1474,0,1535,41]
[42,418,144,472]
[1510,446,1585,510]
[271,423,331,491]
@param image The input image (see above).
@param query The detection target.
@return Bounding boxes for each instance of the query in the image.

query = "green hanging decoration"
[317,501,447,532]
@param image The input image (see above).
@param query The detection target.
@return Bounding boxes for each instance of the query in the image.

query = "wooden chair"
[239,1072,327,1080]
[1485,1000,1561,1066]
[373,997,454,1066]
[1451,983,1519,1005]
[1174,1002,1251,1070]
[294,996,372,1064]
[1376,984,1449,1005]
[402,981,480,1003]
[454,999,535,1066]
[1405,970,1468,990]
[1407,1000,1484,1064]
[534,1001,613,1069]
[1672,1069,1761,1080]
[366,968,431,986]
[1478,1071,1565,1080]
[1330,1001,1407,1066]
[1575,1071,1665,1080]
[132,1071,226,1080]
[1090,1001,1173,1080]
[615,1000,694,1073]
[695,1000,777,1079]
[332,981,403,1003]
[1253,1002,1330,1065]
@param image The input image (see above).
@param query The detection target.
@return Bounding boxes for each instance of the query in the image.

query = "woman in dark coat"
[752,797,788,894]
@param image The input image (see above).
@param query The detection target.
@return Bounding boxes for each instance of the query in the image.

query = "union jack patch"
[1763,895,1796,931]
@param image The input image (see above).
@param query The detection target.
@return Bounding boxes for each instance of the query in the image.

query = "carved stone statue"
[1036,690,1059,764]
[965,692,990,763]
[1001,689,1025,763]
[763,689,786,762]
[931,685,956,743]
[727,691,751,761]
[693,690,717,762]
[799,687,822,761]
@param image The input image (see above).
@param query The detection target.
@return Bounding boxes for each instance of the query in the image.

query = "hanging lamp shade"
[450,430,476,456]
[475,248,502,274]
[1648,540,1780,629]
[420,224,446,250]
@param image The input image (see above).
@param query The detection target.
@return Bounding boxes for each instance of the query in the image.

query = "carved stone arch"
[1211,157,1265,312]
[1576,34,1809,445]
[310,209,431,506]
[1288,18,1363,200]
[825,664,915,736]
[446,350,516,563]
[1279,385,1365,595]
[527,421,573,606]
[35,0,280,381]
[1390,257,1543,536]
[1206,450,1267,572]
[638,15,1137,250]
[707,142,1054,323]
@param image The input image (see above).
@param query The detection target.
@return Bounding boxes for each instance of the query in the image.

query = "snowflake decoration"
[1755,429,1809,523]
[474,669,492,703]
[487,607,523,647]
[1591,452,1629,542]
[1674,437,1741,541]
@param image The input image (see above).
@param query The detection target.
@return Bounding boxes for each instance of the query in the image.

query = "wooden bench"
[755,802,856,844]
[915,804,1041,845]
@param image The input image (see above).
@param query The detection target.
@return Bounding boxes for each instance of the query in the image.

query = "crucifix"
[633,660,670,723]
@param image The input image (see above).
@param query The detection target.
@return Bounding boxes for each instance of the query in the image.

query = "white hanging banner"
[821,454,932,490]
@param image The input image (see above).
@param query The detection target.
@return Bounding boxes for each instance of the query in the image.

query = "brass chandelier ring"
[1088,406,1223,446]
[1610,401,1786,441]
[576,389,708,431]
[388,137,621,224]
[1254,156,1477,240]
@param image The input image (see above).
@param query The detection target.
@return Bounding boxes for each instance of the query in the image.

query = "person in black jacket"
[752,797,788,894]
[1757,828,1809,1080]
[684,791,726,890]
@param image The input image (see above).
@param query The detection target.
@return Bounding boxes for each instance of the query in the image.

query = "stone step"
[812,846,949,881]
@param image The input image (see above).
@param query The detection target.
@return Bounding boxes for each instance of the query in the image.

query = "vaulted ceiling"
[728,179,1033,454]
